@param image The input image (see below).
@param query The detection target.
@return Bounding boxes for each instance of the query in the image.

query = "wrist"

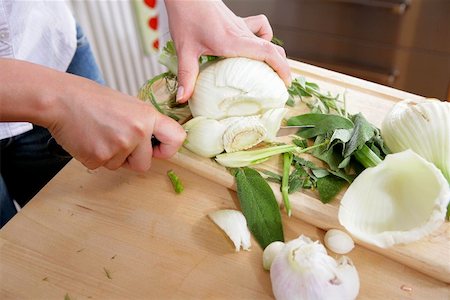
[0,59,72,129]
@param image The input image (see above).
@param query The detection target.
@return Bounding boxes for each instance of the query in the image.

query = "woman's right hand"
[46,74,186,171]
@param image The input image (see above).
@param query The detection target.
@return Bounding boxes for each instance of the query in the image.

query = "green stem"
[142,72,171,113]
[354,144,382,168]
[167,170,184,194]
[216,144,298,168]
[295,141,329,154]
[281,152,294,217]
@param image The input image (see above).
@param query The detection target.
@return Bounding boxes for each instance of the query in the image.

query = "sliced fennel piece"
[208,209,251,252]
[215,144,299,168]
[338,150,450,248]
[183,108,288,158]
[189,57,289,119]
[260,108,288,141]
[381,98,450,183]
[221,116,267,153]
[182,117,226,158]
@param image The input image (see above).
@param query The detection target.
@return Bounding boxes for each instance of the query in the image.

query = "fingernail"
[176,86,184,103]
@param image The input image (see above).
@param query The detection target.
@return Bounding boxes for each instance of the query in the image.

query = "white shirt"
[0,0,77,140]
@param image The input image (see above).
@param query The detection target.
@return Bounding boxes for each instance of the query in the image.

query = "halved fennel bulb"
[339,150,450,248]
[381,98,450,183]
[189,57,289,119]
[182,116,226,158]
[183,108,287,158]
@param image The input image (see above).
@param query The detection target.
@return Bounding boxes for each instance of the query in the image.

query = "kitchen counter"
[0,158,448,299]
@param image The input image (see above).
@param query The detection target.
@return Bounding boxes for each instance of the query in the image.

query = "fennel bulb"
[381,98,450,183]
[267,235,360,300]
[183,108,287,158]
[189,57,289,119]
[338,150,450,248]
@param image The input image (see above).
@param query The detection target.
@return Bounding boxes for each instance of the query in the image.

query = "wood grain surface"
[165,59,450,283]
[0,159,449,299]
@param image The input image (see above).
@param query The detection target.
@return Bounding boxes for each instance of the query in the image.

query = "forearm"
[0,58,72,128]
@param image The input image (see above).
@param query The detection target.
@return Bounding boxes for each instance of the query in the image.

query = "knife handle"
[151,135,161,147]
[47,136,162,158]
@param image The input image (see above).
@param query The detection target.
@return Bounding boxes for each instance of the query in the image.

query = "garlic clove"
[324,229,355,254]
[262,241,285,270]
[183,117,225,157]
[381,98,450,183]
[221,116,267,153]
[338,149,450,248]
[208,209,251,252]
[270,235,360,300]
[335,256,360,300]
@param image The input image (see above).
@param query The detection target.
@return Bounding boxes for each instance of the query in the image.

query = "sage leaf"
[287,113,354,139]
[344,113,376,157]
[316,175,347,203]
[235,167,284,249]
[312,135,345,171]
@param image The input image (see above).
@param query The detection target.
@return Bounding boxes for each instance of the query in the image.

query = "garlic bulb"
[381,98,450,182]
[324,229,355,254]
[269,235,360,300]
[208,209,251,252]
[189,57,289,119]
[339,150,450,248]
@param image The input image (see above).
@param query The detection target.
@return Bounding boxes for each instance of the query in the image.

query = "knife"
[47,135,162,157]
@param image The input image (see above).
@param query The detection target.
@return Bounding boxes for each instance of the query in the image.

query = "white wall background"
[67,0,169,95]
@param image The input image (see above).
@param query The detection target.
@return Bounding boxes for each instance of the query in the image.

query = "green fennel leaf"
[235,168,284,249]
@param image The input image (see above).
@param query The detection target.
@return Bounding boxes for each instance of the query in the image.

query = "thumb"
[175,50,199,103]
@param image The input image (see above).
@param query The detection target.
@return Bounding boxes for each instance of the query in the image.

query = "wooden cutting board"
[1,159,448,299]
[161,59,450,283]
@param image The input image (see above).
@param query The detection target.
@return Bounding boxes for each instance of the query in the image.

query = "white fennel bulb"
[339,150,450,248]
[183,116,226,158]
[260,108,288,141]
[221,116,267,153]
[381,98,450,183]
[183,108,287,158]
[189,57,289,119]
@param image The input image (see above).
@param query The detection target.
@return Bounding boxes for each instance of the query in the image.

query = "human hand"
[165,0,291,103]
[46,75,186,172]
